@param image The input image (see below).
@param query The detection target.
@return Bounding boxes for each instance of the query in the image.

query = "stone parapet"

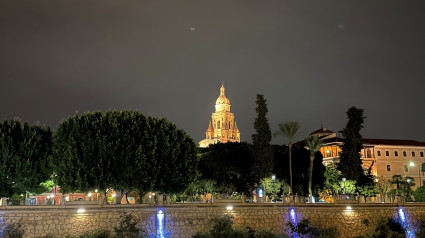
[1,203,425,237]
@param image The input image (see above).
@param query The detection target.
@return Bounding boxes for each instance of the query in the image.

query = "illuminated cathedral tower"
[199,84,240,148]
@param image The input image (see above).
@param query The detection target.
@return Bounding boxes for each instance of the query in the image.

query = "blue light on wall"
[398,208,415,238]
[290,208,298,238]
[157,209,165,238]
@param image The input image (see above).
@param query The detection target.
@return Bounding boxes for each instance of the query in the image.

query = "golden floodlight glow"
[77,208,85,213]
[346,206,352,210]
[226,206,233,211]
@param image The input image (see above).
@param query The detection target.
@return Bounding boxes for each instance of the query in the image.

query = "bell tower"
[199,84,240,147]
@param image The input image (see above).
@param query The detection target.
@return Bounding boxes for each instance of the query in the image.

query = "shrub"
[415,219,425,238]
[2,222,24,238]
[286,218,319,237]
[413,186,425,202]
[80,229,111,238]
[209,215,237,238]
[319,227,338,238]
[255,229,279,238]
[7,194,25,206]
[357,217,406,238]
[113,213,146,238]
[193,215,282,238]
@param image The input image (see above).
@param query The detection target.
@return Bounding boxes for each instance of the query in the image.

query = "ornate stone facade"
[309,127,425,188]
[199,85,240,148]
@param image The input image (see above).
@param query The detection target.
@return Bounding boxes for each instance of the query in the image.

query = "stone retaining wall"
[1,203,425,238]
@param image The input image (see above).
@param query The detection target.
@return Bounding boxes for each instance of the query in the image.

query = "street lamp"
[88,192,92,201]
[271,175,276,202]
[409,162,422,188]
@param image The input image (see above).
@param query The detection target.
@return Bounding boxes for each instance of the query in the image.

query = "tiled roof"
[309,128,334,136]
[295,137,425,147]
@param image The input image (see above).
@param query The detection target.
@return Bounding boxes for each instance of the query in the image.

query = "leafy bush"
[319,227,338,238]
[415,219,425,238]
[80,229,111,238]
[356,217,406,238]
[114,213,146,238]
[7,194,25,206]
[255,229,279,238]
[413,186,425,202]
[193,215,282,238]
[286,218,319,237]
[2,222,24,238]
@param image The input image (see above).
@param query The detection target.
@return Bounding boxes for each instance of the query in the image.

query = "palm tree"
[274,121,300,196]
[305,135,323,199]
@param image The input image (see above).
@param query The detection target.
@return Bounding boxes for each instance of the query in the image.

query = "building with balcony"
[311,127,425,188]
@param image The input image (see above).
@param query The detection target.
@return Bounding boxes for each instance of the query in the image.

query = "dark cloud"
[1,0,425,144]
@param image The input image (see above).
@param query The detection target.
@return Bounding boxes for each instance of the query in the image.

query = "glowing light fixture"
[398,208,415,238]
[410,162,415,167]
[88,193,92,197]
[77,208,85,213]
[289,208,298,238]
[346,206,352,210]
[157,209,165,238]
[112,194,116,198]
[226,206,233,211]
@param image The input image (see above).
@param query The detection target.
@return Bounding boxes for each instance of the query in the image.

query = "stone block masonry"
[1,203,425,238]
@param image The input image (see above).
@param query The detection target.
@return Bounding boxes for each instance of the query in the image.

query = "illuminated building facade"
[199,84,240,148]
[310,127,425,188]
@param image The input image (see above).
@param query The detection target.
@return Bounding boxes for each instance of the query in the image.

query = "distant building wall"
[1,203,425,238]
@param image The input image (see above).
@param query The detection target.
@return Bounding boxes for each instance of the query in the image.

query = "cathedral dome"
[215,85,230,105]
[216,95,230,105]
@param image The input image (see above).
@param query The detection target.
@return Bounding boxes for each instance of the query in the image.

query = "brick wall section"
[1,203,425,238]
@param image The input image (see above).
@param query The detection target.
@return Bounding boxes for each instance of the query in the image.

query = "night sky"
[1,0,425,144]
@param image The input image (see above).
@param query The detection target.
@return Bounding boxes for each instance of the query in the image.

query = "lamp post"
[271,175,276,202]
[342,178,346,195]
[409,162,422,188]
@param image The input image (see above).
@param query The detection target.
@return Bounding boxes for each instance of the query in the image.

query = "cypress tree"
[337,106,366,181]
[251,94,274,179]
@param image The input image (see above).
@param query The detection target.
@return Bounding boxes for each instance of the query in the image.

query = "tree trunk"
[139,191,143,204]
[116,189,124,204]
[308,155,314,199]
[289,143,293,195]
[104,191,108,204]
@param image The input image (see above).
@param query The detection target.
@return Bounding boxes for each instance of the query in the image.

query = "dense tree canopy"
[199,142,257,195]
[273,144,325,196]
[337,107,365,182]
[51,111,198,199]
[0,120,52,198]
[251,94,274,179]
